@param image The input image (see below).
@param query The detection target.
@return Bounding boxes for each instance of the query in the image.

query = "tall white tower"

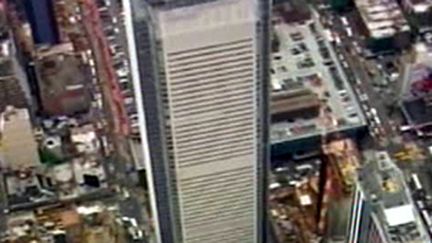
[124,0,270,242]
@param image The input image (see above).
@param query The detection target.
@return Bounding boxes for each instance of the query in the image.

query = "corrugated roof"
[355,0,410,38]
[271,90,320,115]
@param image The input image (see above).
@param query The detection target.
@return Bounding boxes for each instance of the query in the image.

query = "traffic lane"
[328,33,389,143]
[356,75,403,141]
[118,187,152,227]
[355,85,393,146]
[101,0,135,116]
[119,197,144,224]
[335,19,403,110]
[320,1,432,176]
[339,41,397,140]
[351,78,426,180]
[335,53,388,142]
[119,195,149,243]
[96,0,139,182]
[339,53,385,128]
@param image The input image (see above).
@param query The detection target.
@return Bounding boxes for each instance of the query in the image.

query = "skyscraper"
[124,0,270,242]
[347,151,429,243]
[22,0,60,45]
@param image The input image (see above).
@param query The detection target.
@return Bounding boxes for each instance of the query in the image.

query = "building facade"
[347,183,386,243]
[22,0,59,45]
[124,0,270,242]
[346,151,429,243]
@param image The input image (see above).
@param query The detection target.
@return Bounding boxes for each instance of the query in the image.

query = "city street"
[306,4,432,241]
[315,4,432,192]
[119,193,148,243]
[78,1,152,242]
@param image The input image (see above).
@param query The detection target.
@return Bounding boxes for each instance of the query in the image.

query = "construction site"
[267,3,365,241]
[5,203,131,243]
[269,138,361,242]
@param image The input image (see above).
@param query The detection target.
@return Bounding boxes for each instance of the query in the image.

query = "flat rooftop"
[358,151,429,242]
[36,44,86,95]
[402,96,432,125]
[400,43,432,128]
[0,77,28,112]
[271,16,366,144]
[35,43,91,115]
[405,0,432,13]
[355,0,410,39]
[400,43,432,98]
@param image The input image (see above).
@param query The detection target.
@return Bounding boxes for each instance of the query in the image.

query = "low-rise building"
[354,0,411,52]
[70,124,99,155]
[270,11,366,157]
[400,43,432,136]
[34,43,91,116]
[0,106,39,170]
[401,0,432,33]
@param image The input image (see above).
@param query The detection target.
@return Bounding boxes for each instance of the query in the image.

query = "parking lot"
[271,14,366,144]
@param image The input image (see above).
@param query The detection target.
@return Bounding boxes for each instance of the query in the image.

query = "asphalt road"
[93,1,154,242]
[312,3,432,239]
[79,2,153,243]
[318,7,406,149]
[317,5,432,190]
[119,194,148,243]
